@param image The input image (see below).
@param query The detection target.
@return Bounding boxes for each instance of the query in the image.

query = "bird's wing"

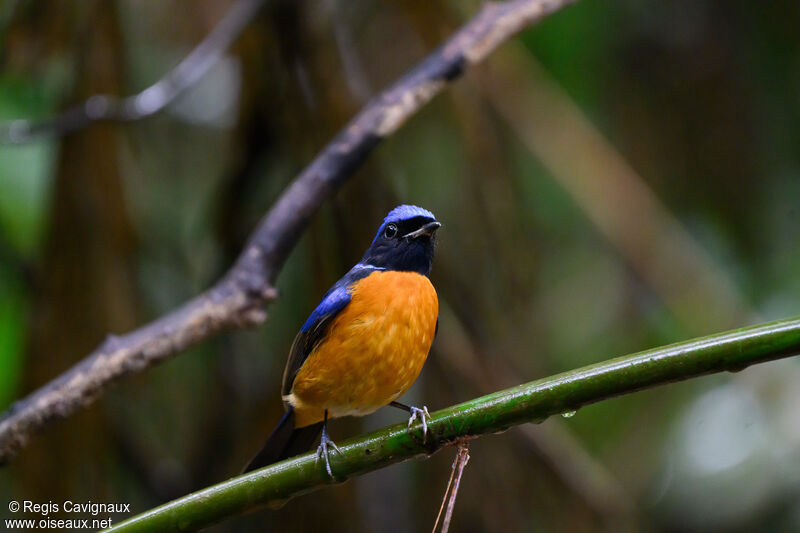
[281,265,378,396]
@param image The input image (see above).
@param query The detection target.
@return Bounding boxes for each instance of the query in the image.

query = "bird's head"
[361,205,441,275]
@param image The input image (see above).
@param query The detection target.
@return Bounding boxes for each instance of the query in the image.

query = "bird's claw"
[315,426,342,477]
[407,405,431,441]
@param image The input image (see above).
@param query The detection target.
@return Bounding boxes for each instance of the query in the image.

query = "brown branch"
[0,0,267,144]
[0,0,577,464]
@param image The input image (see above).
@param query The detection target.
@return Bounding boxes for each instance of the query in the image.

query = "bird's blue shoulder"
[282,263,383,395]
[300,263,382,332]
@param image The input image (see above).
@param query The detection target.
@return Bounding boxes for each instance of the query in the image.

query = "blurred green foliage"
[0,263,25,409]
[0,77,56,257]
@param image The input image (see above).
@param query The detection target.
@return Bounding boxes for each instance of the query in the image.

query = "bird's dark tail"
[243,406,323,473]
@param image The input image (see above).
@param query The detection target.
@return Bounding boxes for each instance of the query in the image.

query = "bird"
[243,204,441,476]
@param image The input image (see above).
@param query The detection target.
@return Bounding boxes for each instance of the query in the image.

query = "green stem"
[105,316,800,532]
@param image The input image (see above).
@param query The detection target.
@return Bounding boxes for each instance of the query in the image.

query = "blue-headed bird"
[244,205,441,475]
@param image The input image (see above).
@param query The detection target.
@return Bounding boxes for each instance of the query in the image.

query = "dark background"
[1,0,800,531]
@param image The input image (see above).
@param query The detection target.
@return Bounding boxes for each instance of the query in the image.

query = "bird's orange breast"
[287,270,438,427]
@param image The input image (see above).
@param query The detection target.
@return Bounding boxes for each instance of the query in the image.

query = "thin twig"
[0,0,267,144]
[431,448,459,533]
[0,0,578,465]
[439,441,471,533]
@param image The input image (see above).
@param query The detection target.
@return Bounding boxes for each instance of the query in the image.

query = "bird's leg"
[315,410,341,477]
[390,401,431,441]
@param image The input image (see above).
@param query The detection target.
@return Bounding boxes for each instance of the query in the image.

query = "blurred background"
[1,0,800,531]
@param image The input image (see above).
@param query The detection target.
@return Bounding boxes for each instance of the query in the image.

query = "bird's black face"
[361,215,441,275]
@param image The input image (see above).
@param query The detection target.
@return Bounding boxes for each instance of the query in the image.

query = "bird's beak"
[403,221,441,239]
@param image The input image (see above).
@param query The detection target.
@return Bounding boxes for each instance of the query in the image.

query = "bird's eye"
[384,223,398,239]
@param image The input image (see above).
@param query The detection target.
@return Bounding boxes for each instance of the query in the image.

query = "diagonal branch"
[0,0,268,144]
[104,316,800,532]
[0,0,578,465]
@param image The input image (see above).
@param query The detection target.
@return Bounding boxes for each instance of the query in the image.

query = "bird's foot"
[407,405,431,441]
[315,424,342,477]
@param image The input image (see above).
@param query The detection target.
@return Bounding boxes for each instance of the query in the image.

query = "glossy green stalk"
[105,316,800,532]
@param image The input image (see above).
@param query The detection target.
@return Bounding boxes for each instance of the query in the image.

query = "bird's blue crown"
[372,204,436,244]
[361,204,439,275]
